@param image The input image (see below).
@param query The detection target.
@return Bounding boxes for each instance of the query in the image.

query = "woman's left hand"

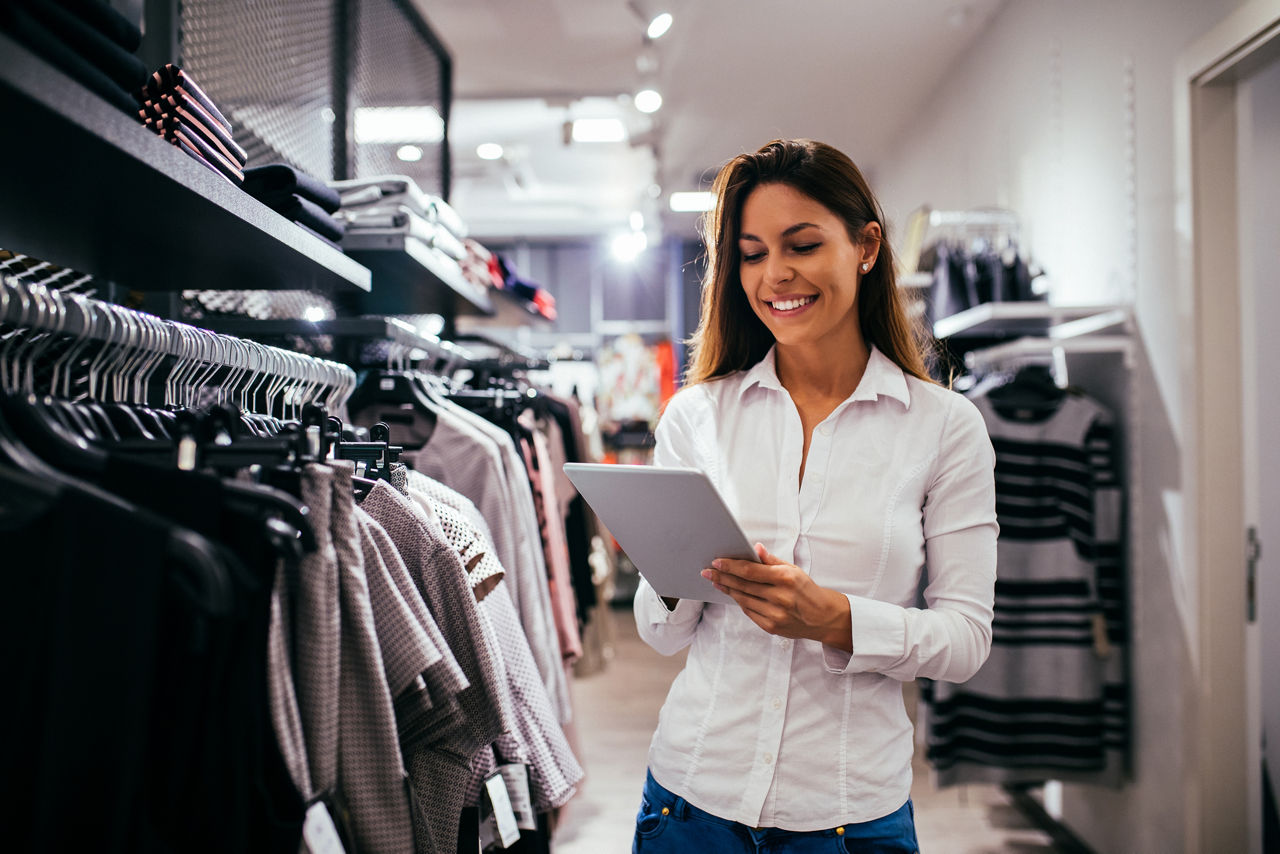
[703,544,853,652]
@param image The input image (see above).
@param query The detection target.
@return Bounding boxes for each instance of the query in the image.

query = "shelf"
[964,334,1135,371]
[195,315,474,366]
[0,35,371,294]
[340,230,493,317]
[455,287,554,333]
[933,302,1128,339]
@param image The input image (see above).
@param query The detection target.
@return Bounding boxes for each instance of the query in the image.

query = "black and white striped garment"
[923,390,1127,787]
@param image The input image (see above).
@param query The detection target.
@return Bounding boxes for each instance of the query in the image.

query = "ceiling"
[412,0,1008,242]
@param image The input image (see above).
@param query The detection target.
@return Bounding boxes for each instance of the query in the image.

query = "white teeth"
[770,296,816,311]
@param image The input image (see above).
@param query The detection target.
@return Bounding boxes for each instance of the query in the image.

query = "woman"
[633,139,998,853]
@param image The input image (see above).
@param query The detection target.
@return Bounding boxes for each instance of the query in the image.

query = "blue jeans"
[633,770,919,853]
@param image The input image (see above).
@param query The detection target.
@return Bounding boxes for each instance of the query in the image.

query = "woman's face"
[737,182,876,357]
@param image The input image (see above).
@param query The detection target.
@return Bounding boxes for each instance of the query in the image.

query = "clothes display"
[922,366,1128,787]
[136,64,248,187]
[0,281,590,853]
[920,240,1042,329]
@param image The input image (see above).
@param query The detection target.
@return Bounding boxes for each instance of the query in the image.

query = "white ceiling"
[413,0,1008,242]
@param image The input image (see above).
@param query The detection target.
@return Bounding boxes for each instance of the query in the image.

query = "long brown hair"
[685,138,933,386]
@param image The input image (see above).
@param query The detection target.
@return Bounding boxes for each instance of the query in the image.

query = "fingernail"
[701,569,712,579]
[711,560,722,569]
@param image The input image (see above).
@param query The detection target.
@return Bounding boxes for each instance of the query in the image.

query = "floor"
[553,606,1063,854]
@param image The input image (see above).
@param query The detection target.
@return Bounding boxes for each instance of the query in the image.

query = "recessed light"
[634,89,663,113]
[396,144,424,162]
[572,118,627,143]
[647,12,673,39]
[353,106,444,144]
[669,191,715,212]
[476,143,504,160]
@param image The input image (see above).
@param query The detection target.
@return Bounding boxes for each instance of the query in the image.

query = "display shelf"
[963,334,1135,372]
[195,315,473,367]
[339,231,493,317]
[932,302,1127,339]
[0,36,371,294]
[455,287,554,333]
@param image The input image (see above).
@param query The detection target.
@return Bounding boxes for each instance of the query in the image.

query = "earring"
[861,262,870,272]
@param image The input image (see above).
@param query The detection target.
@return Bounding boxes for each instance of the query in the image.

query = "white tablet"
[562,463,755,605]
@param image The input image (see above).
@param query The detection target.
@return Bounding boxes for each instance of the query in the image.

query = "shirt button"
[819,424,832,436]
[778,638,792,649]
[772,697,782,710]
[764,752,774,765]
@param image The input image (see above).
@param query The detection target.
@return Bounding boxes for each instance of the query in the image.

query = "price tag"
[498,764,536,831]
[302,802,347,854]
[483,771,521,849]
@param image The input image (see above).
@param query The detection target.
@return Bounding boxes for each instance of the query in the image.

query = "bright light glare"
[476,142,504,160]
[303,306,327,322]
[353,106,444,144]
[611,231,648,262]
[572,118,627,143]
[647,12,673,39]
[633,89,663,114]
[669,191,715,212]
[396,144,423,162]
[630,210,644,231]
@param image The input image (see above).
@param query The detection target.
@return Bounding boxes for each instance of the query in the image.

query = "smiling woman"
[630,138,999,853]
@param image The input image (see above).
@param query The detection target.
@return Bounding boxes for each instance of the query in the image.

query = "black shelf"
[339,230,493,317]
[456,287,554,332]
[194,315,474,366]
[0,35,371,294]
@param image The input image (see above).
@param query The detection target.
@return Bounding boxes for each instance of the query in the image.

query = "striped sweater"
[923,390,1127,786]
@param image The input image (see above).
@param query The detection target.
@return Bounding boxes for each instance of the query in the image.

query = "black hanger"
[987,364,1066,413]
[347,369,438,449]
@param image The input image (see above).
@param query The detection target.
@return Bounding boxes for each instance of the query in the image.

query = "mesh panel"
[349,0,448,195]
[180,0,337,180]
[1,249,100,298]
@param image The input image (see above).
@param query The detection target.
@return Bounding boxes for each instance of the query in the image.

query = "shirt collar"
[737,344,912,408]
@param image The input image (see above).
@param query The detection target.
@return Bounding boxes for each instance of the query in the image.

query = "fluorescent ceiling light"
[634,89,663,114]
[630,210,645,231]
[476,142,504,160]
[353,106,444,144]
[572,118,627,143]
[396,144,423,162]
[647,12,673,39]
[303,306,327,323]
[669,191,715,212]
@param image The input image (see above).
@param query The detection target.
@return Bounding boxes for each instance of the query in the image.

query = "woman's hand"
[703,543,853,652]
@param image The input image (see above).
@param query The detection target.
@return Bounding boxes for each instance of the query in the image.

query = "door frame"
[1178,2,1280,850]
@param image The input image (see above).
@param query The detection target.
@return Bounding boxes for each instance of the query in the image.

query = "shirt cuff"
[822,595,907,674]
[637,580,703,625]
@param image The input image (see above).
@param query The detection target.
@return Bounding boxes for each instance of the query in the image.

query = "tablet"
[562,463,755,605]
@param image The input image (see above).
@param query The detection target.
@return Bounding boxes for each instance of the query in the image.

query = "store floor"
[554,606,1063,853]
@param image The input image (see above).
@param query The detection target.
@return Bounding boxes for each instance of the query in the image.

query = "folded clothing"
[140,105,247,179]
[141,91,247,165]
[276,194,345,243]
[140,64,232,131]
[172,134,237,187]
[1,2,139,114]
[243,165,341,214]
[340,205,464,260]
[328,175,468,241]
[145,114,244,185]
[50,0,142,52]
[16,0,147,92]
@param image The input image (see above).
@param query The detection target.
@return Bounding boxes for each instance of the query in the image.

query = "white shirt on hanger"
[635,345,998,830]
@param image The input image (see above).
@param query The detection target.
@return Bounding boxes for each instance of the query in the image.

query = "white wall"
[874,2,1249,851]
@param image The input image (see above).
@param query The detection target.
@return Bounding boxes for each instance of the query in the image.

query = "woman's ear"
[859,222,882,270]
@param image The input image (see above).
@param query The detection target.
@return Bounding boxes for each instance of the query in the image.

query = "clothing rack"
[0,275,356,415]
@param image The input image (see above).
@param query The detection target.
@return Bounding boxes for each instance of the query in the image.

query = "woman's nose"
[764,253,793,285]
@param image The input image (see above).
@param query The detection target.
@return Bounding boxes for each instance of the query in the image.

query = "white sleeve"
[823,393,998,682]
[633,392,707,655]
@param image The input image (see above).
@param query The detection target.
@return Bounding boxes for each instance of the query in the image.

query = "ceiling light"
[353,106,444,144]
[572,118,627,143]
[611,231,648,262]
[476,142,504,160]
[303,306,327,323]
[646,12,673,39]
[630,210,644,231]
[669,191,715,212]
[396,144,423,162]
[633,89,663,113]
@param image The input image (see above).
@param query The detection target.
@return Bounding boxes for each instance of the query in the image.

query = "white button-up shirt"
[635,345,997,830]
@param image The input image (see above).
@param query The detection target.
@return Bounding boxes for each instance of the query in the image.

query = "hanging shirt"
[635,345,998,830]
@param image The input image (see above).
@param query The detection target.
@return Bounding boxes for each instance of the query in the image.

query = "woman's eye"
[793,243,820,254]
[741,251,765,264]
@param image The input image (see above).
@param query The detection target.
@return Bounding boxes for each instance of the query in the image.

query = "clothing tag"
[499,764,536,831]
[482,771,521,848]
[1091,612,1113,659]
[380,377,396,391]
[302,802,347,854]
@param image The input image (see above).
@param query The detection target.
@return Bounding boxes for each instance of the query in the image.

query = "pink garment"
[519,413,583,663]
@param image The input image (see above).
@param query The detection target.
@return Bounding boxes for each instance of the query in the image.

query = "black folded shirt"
[276,194,344,243]
[1,2,138,114]
[52,0,142,52]
[242,164,342,214]
[144,114,245,185]
[140,64,232,131]
[17,0,148,93]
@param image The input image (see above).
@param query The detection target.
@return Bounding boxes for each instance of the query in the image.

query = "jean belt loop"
[671,795,690,820]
